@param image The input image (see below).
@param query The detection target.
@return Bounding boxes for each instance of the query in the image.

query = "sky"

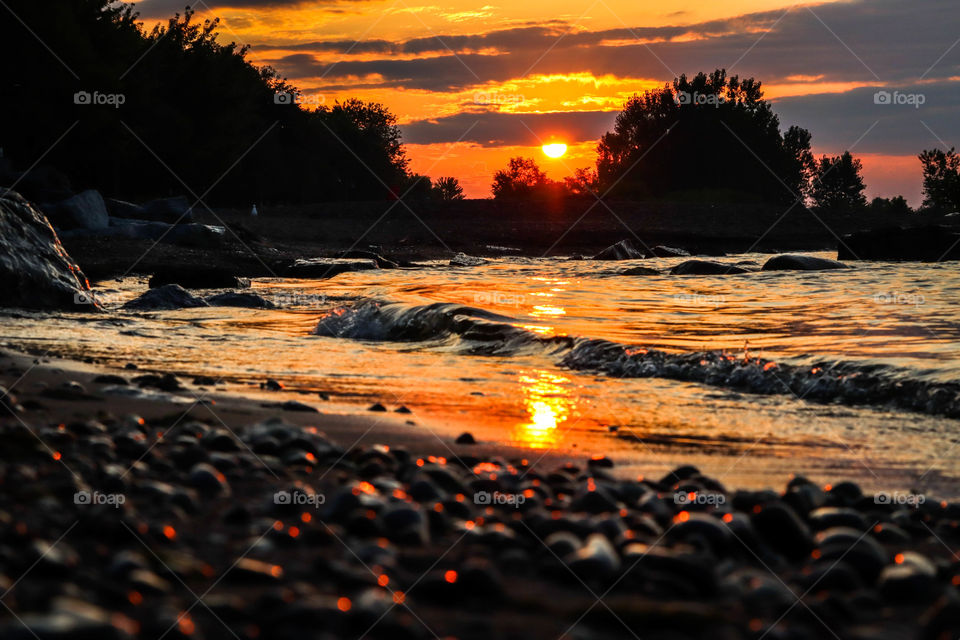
[130,0,960,202]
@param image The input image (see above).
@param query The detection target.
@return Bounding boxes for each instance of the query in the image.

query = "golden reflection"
[512,370,576,448]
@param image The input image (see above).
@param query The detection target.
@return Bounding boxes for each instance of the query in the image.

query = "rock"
[569,533,620,580]
[51,189,110,230]
[670,260,750,275]
[815,527,886,582]
[205,292,276,309]
[0,385,20,413]
[142,195,193,223]
[761,254,851,271]
[449,252,486,267]
[133,373,183,391]
[838,225,960,261]
[284,258,378,278]
[122,284,209,310]
[0,598,128,640]
[621,266,660,275]
[368,403,387,412]
[104,197,148,221]
[651,245,690,257]
[93,374,128,385]
[455,432,477,445]
[807,507,868,531]
[189,462,231,496]
[0,190,99,310]
[280,400,318,413]
[98,218,225,247]
[339,250,399,268]
[394,405,412,414]
[263,379,284,391]
[879,552,940,601]
[149,267,250,289]
[593,239,648,260]
[751,501,813,561]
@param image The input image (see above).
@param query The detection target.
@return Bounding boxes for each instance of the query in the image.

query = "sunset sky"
[131,0,959,202]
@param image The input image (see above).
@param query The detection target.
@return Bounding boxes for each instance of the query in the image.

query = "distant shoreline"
[62,198,954,280]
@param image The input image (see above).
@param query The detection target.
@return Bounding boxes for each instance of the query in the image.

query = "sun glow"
[541,143,567,158]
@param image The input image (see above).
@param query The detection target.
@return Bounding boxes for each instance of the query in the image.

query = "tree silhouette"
[433,177,465,201]
[919,148,960,213]
[492,157,555,199]
[595,69,814,203]
[810,152,867,212]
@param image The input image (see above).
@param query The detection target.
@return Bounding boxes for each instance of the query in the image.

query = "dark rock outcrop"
[651,245,690,257]
[49,190,110,230]
[0,189,98,310]
[122,284,209,310]
[621,266,661,275]
[339,250,400,269]
[762,255,851,271]
[142,196,193,223]
[838,226,960,261]
[205,292,276,309]
[670,260,750,275]
[593,239,649,260]
[284,258,379,279]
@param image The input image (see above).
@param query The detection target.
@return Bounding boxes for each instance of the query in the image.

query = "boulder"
[51,190,110,230]
[593,239,649,260]
[205,292,276,309]
[149,267,250,289]
[104,198,147,220]
[838,225,960,261]
[651,245,690,257]
[142,196,193,223]
[284,258,379,279]
[339,250,400,268]
[0,189,99,311]
[122,284,209,311]
[621,266,661,275]
[670,260,750,275]
[761,254,851,271]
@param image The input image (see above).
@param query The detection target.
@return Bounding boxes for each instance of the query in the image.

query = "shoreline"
[1,348,958,638]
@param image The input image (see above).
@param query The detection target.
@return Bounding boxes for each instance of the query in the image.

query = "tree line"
[0,0,464,205]
[492,70,960,215]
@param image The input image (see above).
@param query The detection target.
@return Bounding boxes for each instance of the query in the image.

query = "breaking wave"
[315,300,960,418]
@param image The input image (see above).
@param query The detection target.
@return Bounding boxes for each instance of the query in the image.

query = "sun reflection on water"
[512,369,575,448]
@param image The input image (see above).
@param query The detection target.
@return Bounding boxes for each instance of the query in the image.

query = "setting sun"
[542,143,567,158]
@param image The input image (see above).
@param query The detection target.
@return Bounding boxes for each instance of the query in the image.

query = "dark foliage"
[919,148,960,213]
[595,69,814,204]
[810,151,867,212]
[0,1,409,204]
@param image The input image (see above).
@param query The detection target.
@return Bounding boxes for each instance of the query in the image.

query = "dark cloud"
[400,110,617,146]
[774,83,960,155]
[265,0,959,92]
[131,0,340,19]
